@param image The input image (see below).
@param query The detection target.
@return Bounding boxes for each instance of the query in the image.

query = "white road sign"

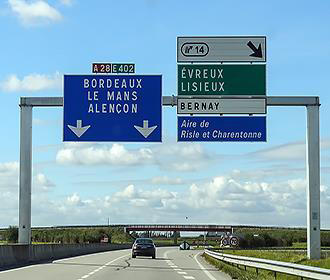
[177,36,266,62]
[177,97,266,114]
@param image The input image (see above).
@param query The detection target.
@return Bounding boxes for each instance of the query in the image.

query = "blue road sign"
[64,75,162,142]
[178,116,266,142]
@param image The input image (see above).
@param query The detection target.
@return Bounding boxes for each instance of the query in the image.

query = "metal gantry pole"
[306,104,321,259]
[18,104,33,244]
[17,96,322,259]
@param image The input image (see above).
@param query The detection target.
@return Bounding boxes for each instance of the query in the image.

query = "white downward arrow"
[68,120,90,138]
[134,120,157,138]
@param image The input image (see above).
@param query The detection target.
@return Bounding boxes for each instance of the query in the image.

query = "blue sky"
[0,0,329,228]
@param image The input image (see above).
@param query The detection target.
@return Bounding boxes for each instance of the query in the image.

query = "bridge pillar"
[173,231,179,245]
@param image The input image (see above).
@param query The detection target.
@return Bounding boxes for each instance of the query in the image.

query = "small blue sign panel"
[178,116,266,142]
[64,75,162,142]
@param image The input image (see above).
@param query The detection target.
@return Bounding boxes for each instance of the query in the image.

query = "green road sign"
[178,64,266,96]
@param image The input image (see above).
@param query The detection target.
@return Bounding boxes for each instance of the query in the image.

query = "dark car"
[132,238,156,259]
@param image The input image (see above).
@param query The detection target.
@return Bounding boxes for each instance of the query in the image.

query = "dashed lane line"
[77,253,129,280]
[164,249,199,280]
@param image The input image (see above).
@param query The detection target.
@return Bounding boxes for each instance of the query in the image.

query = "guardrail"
[204,249,330,280]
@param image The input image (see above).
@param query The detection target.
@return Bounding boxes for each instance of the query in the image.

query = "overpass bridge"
[2,224,325,232]
[1,224,321,232]
[124,224,235,233]
[122,224,311,233]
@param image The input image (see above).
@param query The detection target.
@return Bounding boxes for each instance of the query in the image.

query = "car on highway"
[132,238,156,259]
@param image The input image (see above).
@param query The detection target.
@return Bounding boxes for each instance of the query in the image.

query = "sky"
[0,0,329,229]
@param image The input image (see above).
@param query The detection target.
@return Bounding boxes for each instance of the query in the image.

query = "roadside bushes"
[240,233,292,248]
[321,232,330,247]
[29,227,133,244]
[5,226,18,243]
[236,228,330,248]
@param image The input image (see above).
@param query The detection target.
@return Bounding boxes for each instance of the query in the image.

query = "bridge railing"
[125,224,233,230]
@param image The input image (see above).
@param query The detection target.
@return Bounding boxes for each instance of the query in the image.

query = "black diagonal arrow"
[247,41,263,58]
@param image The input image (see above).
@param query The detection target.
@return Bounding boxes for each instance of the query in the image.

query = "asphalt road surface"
[0,247,231,280]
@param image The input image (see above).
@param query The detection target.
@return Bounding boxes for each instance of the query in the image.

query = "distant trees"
[5,226,18,243]
[29,227,133,244]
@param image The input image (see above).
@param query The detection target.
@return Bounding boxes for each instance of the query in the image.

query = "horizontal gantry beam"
[20,96,320,107]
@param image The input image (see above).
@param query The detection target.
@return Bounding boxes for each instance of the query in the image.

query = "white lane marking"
[174,268,182,271]
[194,252,217,280]
[53,249,130,263]
[78,253,129,280]
[170,265,178,268]
[183,276,195,279]
[178,271,187,274]
[0,264,46,274]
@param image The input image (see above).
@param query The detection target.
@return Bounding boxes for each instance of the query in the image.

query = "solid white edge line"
[194,252,218,280]
[0,264,45,274]
[53,249,130,263]
[0,252,130,277]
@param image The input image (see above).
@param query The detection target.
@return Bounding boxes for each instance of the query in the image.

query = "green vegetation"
[203,250,330,280]
[235,228,330,248]
[3,226,18,243]
[29,227,133,244]
[292,242,307,248]
[1,225,330,249]
[238,232,292,248]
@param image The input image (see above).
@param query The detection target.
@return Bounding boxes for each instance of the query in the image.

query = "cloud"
[230,166,305,181]
[33,118,61,126]
[250,139,330,161]
[0,161,57,226]
[0,161,19,175]
[1,168,330,227]
[34,173,55,191]
[8,0,62,25]
[56,142,211,172]
[66,193,84,206]
[0,161,55,193]
[150,141,212,172]
[56,143,153,166]
[1,72,62,92]
[151,176,183,185]
[112,184,175,208]
[0,162,19,193]
[59,0,72,6]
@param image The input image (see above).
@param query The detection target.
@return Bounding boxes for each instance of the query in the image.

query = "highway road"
[0,247,231,280]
